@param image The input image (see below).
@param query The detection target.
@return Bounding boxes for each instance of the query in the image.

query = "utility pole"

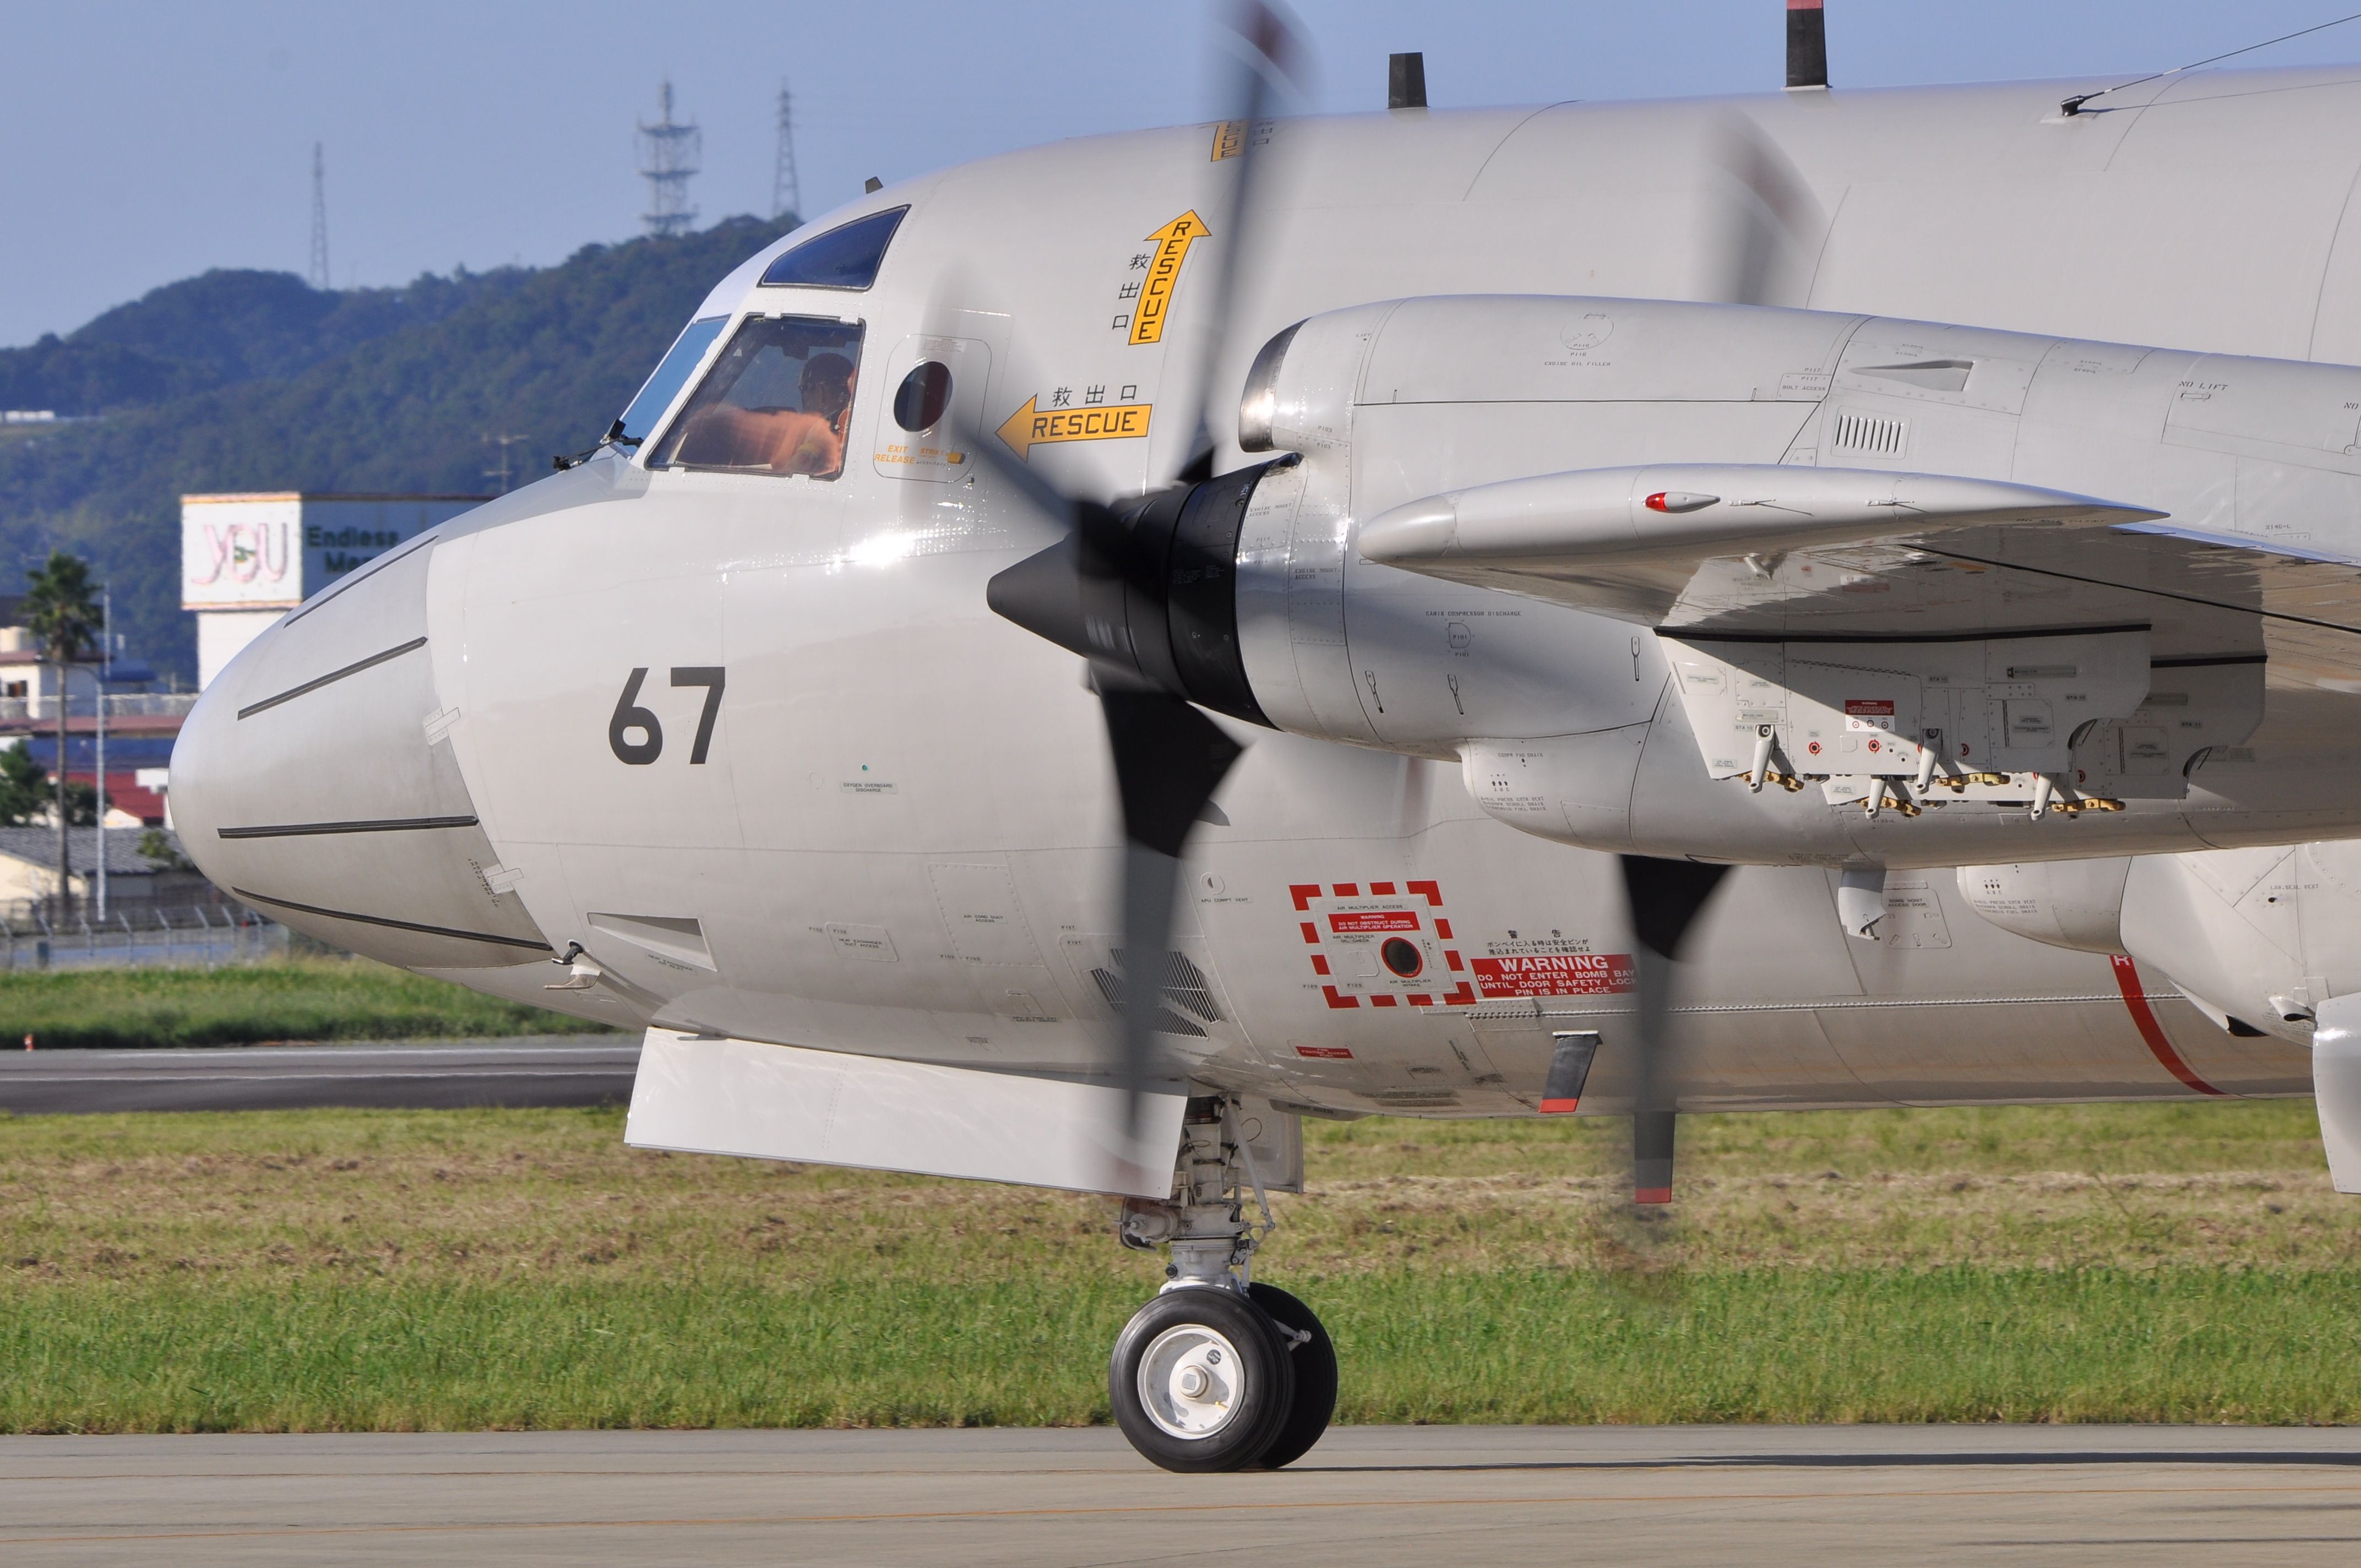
[773,80,802,224]
[637,81,701,238]
[309,143,331,291]
[94,587,108,922]
[481,433,530,493]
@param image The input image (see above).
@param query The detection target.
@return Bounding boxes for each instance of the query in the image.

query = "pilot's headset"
[801,352,856,437]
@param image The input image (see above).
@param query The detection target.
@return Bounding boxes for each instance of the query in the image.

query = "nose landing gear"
[1112,1287,1296,1471]
[1108,1096,1337,1472]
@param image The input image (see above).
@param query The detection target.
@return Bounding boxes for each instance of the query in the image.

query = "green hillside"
[0,216,792,679]
[0,268,526,417]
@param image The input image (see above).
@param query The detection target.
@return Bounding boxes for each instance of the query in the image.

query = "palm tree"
[23,552,101,916]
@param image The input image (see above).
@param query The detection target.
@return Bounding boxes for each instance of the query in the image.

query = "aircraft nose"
[170,541,553,970]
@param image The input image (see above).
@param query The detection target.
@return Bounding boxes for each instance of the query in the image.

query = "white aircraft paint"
[173,65,2361,1145]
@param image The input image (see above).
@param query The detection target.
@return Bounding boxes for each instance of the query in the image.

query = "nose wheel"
[1108,1284,1336,1472]
[1245,1282,1338,1469]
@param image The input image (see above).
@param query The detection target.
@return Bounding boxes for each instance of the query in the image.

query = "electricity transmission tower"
[309,143,330,290]
[773,80,802,224]
[637,80,701,238]
[481,433,530,494]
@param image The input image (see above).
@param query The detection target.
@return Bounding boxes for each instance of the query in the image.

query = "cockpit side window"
[758,208,907,291]
[617,315,727,449]
[645,315,866,480]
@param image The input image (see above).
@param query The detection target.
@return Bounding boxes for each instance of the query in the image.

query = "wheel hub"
[1136,1322,1246,1440]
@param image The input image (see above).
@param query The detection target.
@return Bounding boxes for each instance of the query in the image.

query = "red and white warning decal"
[1328,910,1421,933]
[1843,698,1896,733]
[1468,952,1634,998]
[1290,880,1476,1010]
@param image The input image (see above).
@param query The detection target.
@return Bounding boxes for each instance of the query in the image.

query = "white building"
[182,492,488,688]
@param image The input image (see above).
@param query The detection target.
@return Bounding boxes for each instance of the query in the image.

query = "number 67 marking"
[609,666,725,766]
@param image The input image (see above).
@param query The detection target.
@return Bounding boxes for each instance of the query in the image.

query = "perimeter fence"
[0,901,289,971]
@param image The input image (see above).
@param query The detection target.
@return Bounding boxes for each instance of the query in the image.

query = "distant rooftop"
[181,492,492,505]
[0,826,178,876]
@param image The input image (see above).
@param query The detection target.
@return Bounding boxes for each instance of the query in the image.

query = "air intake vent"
[1092,948,1223,1037]
[1830,410,1906,457]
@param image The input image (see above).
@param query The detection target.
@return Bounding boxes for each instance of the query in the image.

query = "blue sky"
[7,1,2361,346]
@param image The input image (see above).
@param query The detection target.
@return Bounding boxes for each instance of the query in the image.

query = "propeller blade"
[1171,0,1308,482]
[1618,854,1731,1204]
[935,350,1248,1137]
[918,3,1298,1149]
[957,394,1093,535]
[911,264,1097,537]
[1102,683,1243,1130]
[1701,111,1826,309]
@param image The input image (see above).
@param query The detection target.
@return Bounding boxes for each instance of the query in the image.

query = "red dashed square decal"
[1293,880,1477,1010]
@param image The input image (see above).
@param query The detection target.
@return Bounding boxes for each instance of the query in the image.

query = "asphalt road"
[0,1037,637,1114]
[2,1426,2358,1565]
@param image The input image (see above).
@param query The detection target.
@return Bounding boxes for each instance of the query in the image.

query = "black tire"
[1109,1287,1296,1473]
[1247,1282,1338,1469]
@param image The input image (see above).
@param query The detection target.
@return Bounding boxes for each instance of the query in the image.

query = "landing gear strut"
[1108,1096,1336,1472]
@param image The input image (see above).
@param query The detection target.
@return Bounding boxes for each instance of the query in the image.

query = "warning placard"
[1471,953,1634,999]
[1844,698,1896,733]
[1329,910,1420,934]
[1290,880,1476,1010]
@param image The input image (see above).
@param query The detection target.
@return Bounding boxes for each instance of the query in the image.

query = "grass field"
[0,957,617,1048]
[2,1098,2355,1433]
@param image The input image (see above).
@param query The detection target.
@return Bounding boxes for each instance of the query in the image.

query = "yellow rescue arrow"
[1128,211,1208,347]
[995,396,1154,460]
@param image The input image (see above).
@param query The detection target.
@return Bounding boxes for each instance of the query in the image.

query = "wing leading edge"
[1358,462,2361,693]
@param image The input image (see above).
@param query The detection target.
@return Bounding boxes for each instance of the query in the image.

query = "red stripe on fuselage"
[2109,955,2228,1097]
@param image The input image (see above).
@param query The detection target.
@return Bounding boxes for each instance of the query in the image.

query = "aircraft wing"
[1356,464,2361,688]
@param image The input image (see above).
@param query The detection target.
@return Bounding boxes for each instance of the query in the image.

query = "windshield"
[617,316,727,448]
[759,207,907,290]
[645,315,866,480]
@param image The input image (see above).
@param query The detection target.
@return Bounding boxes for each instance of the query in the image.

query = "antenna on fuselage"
[1388,52,1426,109]
[2060,9,2361,116]
[1786,0,1829,91]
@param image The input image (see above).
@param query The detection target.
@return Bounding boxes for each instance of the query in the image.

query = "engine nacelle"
[1221,292,2361,869]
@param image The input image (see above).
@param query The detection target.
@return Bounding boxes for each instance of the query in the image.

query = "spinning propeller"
[1617,857,1730,1204]
[944,2,1307,1140]
[1607,114,1806,1202]
[955,9,1786,1189]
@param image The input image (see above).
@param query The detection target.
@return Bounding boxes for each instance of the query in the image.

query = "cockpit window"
[758,207,907,291]
[617,315,726,448]
[645,315,866,480]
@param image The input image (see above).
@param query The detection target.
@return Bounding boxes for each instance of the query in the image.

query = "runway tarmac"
[0,1037,636,1114]
[2,1425,2358,1565]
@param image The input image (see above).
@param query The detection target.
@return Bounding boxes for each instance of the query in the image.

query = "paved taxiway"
[3,1426,2358,1565]
[0,1037,635,1115]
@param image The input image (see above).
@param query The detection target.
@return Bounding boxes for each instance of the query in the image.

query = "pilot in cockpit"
[797,351,855,450]
[648,317,866,481]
